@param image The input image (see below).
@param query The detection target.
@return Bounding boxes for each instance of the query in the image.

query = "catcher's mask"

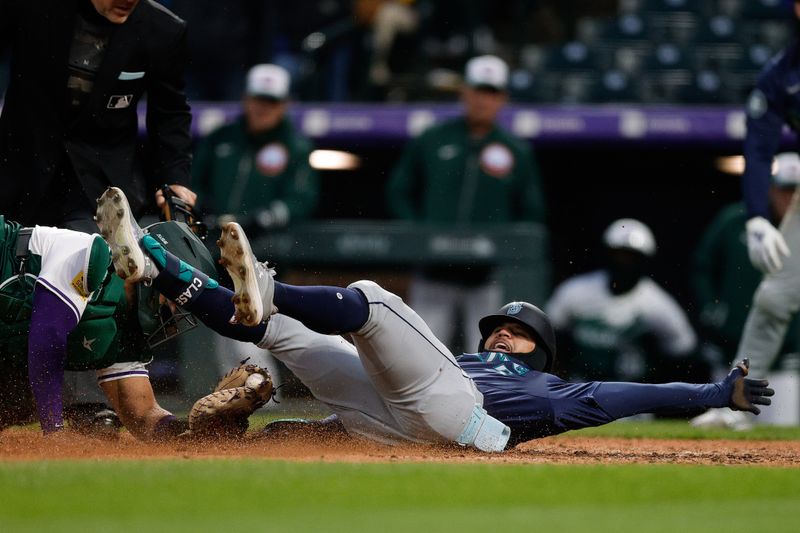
[478,301,556,372]
[138,220,218,348]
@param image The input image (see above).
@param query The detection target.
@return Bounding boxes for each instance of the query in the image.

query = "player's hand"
[159,293,178,314]
[155,184,197,208]
[746,216,791,274]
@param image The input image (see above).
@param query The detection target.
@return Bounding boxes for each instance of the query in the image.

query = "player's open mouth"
[492,341,511,352]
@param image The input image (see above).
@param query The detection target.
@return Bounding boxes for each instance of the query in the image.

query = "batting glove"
[746,216,791,274]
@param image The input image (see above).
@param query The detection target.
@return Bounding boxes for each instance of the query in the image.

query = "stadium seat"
[598,13,650,45]
[642,42,694,71]
[678,69,728,104]
[588,69,642,103]
[509,70,561,103]
[738,0,791,19]
[638,0,701,13]
[544,41,604,72]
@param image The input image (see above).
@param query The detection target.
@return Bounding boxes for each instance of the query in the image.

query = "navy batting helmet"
[478,301,557,372]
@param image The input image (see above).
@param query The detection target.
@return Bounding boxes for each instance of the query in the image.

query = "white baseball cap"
[464,55,509,91]
[772,152,800,187]
[246,64,290,100]
[603,218,657,256]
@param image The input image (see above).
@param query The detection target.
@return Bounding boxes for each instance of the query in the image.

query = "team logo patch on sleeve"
[746,89,768,119]
[71,271,88,299]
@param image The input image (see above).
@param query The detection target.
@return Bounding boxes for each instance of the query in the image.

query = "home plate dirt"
[1,428,799,466]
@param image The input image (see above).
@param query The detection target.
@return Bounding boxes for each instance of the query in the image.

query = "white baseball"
[245,373,266,389]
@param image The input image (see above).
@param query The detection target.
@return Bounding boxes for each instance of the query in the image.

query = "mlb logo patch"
[107,94,133,109]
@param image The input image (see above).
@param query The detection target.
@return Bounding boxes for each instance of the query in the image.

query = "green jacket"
[193,116,319,221]
[386,117,546,224]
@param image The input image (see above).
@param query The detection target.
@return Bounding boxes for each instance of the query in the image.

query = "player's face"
[485,321,536,354]
[769,184,797,220]
[244,97,287,134]
[461,87,507,129]
[91,0,140,24]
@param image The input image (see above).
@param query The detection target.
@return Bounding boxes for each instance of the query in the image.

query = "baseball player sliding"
[99,187,774,450]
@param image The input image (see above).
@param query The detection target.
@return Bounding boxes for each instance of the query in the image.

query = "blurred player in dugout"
[386,54,547,352]
[691,153,800,430]
[546,218,697,384]
[192,63,320,389]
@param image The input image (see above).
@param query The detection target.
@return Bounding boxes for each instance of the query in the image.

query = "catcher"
[99,186,775,450]
[0,212,170,437]
[0,193,274,440]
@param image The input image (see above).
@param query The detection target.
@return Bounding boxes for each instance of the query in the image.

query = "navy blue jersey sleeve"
[743,45,800,219]
[458,352,740,447]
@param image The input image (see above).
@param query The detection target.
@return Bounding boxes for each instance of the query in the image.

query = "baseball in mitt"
[184,361,274,439]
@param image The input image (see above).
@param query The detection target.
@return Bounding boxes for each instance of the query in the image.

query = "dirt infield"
[1,428,799,466]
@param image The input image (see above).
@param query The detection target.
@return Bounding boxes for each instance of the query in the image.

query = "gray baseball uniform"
[257,280,496,446]
[737,194,800,377]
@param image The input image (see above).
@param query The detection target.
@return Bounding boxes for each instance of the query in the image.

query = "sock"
[152,415,188,441]
[272,282,369,334]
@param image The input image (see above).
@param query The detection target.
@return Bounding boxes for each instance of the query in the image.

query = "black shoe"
[64,402,122,439]
[727,359,775,415]
[258,414,346,440]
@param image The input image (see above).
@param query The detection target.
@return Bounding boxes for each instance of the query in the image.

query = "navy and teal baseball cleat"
[727,359,775,415]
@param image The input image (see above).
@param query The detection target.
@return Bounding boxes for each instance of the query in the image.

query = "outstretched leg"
[96,187,265,343]
[217,222,509,451]
[217,223,369,333]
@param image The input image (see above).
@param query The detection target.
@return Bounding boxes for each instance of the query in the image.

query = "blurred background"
[3,0,798,423]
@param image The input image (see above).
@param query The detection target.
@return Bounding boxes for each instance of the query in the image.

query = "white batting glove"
[746,216,791,274]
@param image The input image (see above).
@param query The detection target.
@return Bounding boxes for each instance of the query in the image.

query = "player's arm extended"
[100,376,186,441]
[27,286,79,434]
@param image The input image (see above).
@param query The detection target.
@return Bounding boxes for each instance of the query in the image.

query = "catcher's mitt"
[184,362,274,438]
